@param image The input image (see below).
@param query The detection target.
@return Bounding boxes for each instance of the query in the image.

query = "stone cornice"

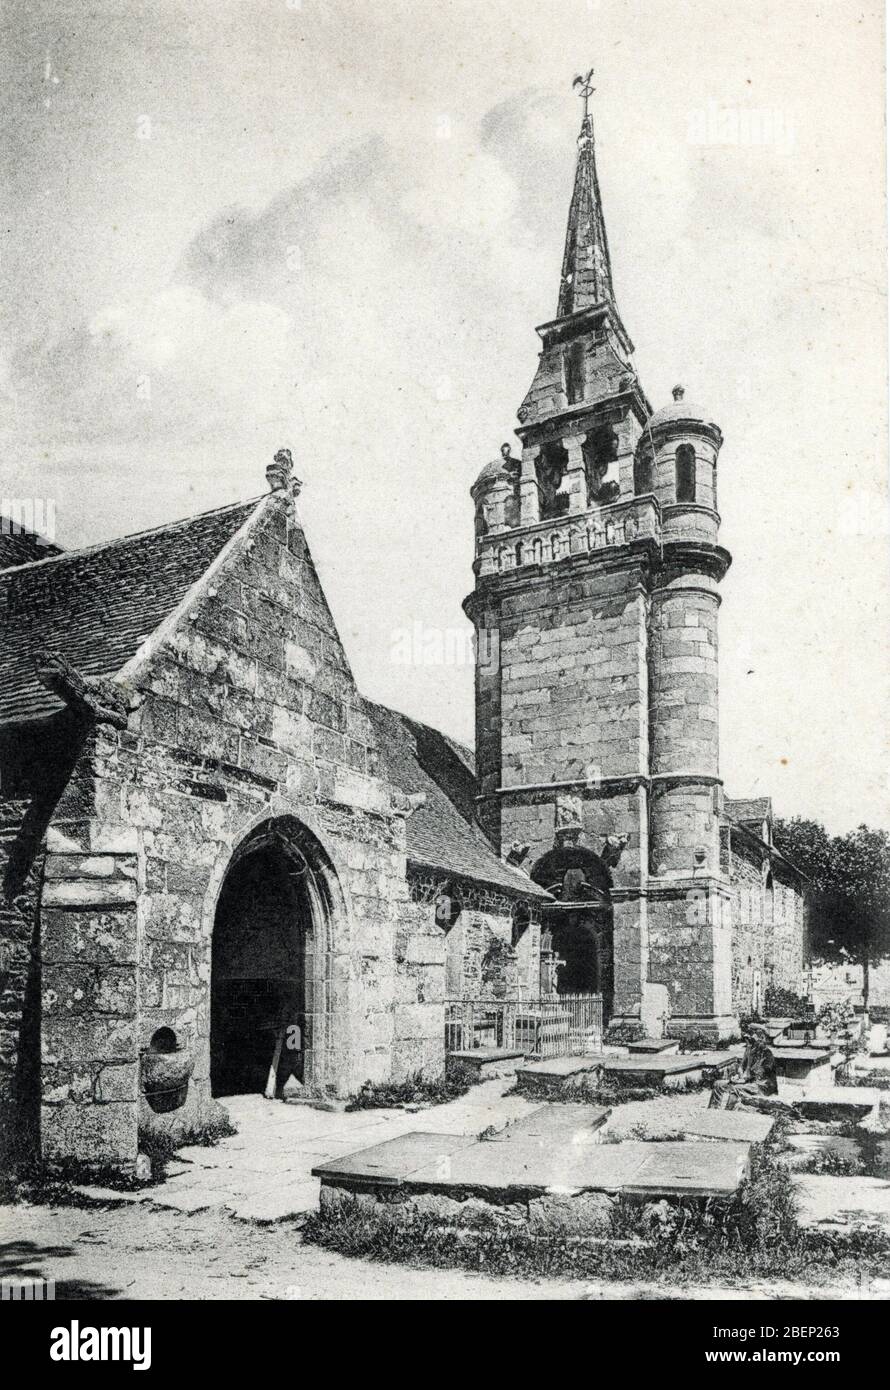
[476,771,723,804]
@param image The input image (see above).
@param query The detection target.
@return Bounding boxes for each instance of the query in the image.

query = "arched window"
[564,341,586,405]
[633,448,654,495]
[537,442,570,520]
[675,444,696,502]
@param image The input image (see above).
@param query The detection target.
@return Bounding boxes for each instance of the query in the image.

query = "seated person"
[709,1025,778,1110]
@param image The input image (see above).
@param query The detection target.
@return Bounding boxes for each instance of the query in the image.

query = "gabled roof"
[725,796,772,827]
[0,519,63,570]
[0,499,260,725]
[724,796,806,883]
[366,701,549,899]
[0,488,547,900]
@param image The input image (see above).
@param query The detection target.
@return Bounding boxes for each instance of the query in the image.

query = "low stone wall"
[319,1178,617,1235]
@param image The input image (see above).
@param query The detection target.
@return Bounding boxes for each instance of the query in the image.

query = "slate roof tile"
[0,499,260,724]
[366,701,549,899]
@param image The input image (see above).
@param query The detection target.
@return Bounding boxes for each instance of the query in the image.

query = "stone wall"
[729,835,806,1016]
[0,713,88,1168]
[491,560,649,792]
[648,885,734,1029]
[0,797,41,1166]
[31,493,433,1170]
[407,870,540,1007]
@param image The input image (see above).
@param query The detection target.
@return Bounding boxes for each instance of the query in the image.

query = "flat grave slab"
[794,1085,883,1121]
[447,1048,524,1063]
[315,1125,751,1203]
[683,1109,775,1145]
[604,1051,737,1076]
[311,1131,476,1186]
[771,1046,833,1063]
[624,1141,750,1198]
[627,1039,680,1055]
[408,1138,655,1195]
[489,1104,611,1143]
[517,1055,604,1079]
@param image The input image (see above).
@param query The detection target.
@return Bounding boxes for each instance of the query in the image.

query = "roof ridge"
[0,496,265,578]
[364,697,475,760]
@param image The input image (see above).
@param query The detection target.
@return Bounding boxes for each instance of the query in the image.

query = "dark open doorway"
[210,841,308,1097]
[531,844,615,1021]
[545,908,614,1016]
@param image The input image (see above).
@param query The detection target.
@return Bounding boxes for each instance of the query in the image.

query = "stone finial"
[266,448,302,496]
[499,442,521,477]
[672,384,685,401]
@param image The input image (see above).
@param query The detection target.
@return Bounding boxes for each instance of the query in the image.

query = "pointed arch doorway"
[210,817,339,1098]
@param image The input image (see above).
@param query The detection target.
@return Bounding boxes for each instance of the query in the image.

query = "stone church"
[0,96,805,1174]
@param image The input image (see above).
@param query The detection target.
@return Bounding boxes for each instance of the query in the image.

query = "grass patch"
[0,1109,240,1204]
[0,1157,145,1207]
[303,1144,890,1288]
[346,1069,478,1112]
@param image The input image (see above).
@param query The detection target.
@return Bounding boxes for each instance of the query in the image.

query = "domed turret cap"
[471,444,520,497]
[647,385,722,440]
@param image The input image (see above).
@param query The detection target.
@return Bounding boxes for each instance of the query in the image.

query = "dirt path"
[1,1199,870,1301]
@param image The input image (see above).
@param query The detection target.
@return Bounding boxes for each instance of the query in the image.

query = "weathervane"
[572,67,595,122]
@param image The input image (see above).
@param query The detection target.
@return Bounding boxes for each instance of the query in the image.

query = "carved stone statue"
[600,833,629,868]
[266,448,302,495]
[554,793,584,844]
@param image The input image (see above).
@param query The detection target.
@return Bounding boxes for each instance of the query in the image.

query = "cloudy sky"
[1,0,887,834]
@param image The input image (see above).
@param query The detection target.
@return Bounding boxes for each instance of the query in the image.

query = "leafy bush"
[764,985,813,1020]
[802,1148,864,1177]
[818,999,856,1035]
[605,1021,647,1045]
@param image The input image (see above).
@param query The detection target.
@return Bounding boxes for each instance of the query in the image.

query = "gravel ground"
[0,1199,871,1301]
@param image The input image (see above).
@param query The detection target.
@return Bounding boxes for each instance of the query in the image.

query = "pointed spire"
[557,74,615,318]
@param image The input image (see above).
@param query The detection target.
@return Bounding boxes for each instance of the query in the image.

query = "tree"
[774,817,890,1008]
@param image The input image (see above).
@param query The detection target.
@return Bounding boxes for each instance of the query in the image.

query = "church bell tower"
[464,76,737,1040]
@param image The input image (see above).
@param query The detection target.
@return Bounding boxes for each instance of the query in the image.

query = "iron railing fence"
[445,994,603,1060]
